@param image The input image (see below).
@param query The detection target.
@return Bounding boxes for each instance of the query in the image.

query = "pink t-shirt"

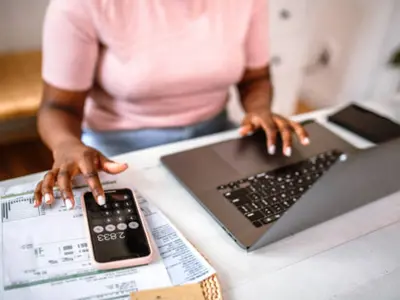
[42,0,269,131]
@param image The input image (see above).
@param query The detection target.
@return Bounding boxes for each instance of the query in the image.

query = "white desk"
[2,102,400,300]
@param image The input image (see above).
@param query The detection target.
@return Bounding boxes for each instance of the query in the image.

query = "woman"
[34,0,309,209]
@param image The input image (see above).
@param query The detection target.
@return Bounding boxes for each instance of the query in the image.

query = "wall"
[366,1,400,101]
[300,0,397,108]
[0,0,49,52]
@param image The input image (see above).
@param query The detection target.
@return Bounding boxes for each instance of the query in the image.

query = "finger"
[57,168,75,210]
[41,170,58,205]
[239,124,254,136]
[258,116,278,155]
[80,151,106,206]
[288,120,310,145]
[274,117,293,156]
[239,116,256,136]
[99,155,128,174]
[34,181,43,207]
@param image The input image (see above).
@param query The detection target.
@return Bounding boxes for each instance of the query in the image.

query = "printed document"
[0,176,215,299]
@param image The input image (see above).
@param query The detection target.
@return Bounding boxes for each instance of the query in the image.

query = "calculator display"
[84,189,151,263]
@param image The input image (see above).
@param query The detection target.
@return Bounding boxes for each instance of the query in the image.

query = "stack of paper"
[0,177,215,300]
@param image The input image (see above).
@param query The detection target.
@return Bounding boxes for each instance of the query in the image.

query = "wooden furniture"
[0,51,42,143]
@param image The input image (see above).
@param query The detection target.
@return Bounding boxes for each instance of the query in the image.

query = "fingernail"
[303,137,310,145]
[268,145,276,155]
[284,147,292,157]
[65,199,73,210]
[97,195,106,206]
[44,193,51,204]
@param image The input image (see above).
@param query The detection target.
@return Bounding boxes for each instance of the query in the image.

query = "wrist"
[244,101,272,115]
[52,138,83,156]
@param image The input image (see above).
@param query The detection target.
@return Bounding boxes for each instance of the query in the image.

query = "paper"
[0,176,215,299]
[140,191,215,286]
[131,283,205,300]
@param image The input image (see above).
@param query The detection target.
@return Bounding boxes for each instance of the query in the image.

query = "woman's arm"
[38,83,87,151]
[34,83,127,209]
[236,65,309,156]
[237,65,273,114]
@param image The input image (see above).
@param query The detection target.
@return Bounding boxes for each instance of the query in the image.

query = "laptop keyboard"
[217,150,344,228]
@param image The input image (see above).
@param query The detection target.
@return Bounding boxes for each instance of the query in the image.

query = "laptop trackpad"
[212,131,292,176]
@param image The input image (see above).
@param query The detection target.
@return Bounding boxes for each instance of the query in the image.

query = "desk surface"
[2,101,400,300]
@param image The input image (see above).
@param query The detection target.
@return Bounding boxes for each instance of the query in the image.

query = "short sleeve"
[245,0,269,68]
[42,0,98,91]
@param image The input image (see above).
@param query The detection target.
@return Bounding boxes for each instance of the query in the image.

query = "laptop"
[161,122,400,251]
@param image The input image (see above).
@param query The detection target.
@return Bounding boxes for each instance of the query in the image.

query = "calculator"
[82,188,154,269]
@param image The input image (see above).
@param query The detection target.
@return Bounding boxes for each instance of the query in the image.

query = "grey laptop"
[161,122,400,251]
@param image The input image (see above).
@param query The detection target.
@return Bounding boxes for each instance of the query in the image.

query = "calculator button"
[116,216,124,222]
[93,226,104,233]
[128,222,139,229]
[115,210,122,215]
[105,224,116,232]
[125,208,133,214]
[124,201,132,207]
[102,204,110,210]
[112,202,121,208]
[117,223,127,231]
[102,211,112,217]
[105,218,113,224]
[127,215,137,221]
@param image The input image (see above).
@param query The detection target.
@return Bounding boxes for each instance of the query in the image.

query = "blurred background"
[0,0,400,181]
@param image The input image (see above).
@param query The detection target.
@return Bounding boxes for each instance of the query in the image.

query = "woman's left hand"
[239,110,310,156]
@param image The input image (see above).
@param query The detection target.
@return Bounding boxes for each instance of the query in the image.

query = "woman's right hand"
[34,141,128,209]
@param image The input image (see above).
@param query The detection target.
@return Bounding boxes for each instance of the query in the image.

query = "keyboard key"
[252,220,263,228]
[238,205,248,214]
[271,204,284,213]
[244,203,255,212]
[257,201,266,209]
[260,199,269,207]
[248,193,261,201]
[263,207,273,216]
[228,182,239,189]
[282,201,291,208]
[231,198,243,206]
[250,202,260,210]
[245,211,264,222]
[262,217,274,224]
[124,201,132,207]
[224,189,247,201]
